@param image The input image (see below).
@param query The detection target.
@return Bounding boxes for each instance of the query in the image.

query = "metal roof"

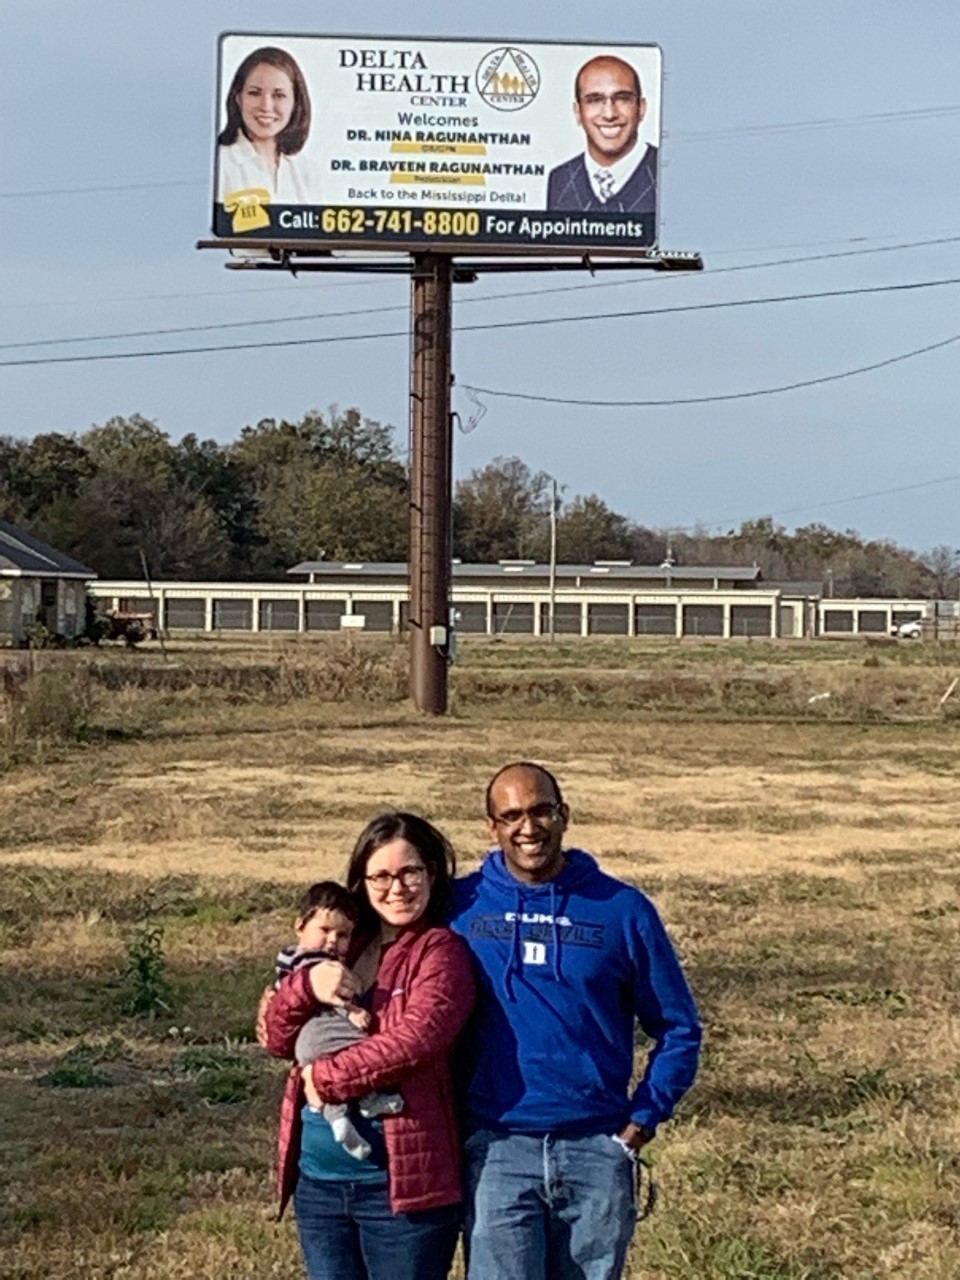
[0,519,96,579]
[765,580,825,598]
[287,560,763,582]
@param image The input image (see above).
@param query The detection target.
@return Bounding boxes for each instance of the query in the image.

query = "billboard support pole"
[203,33,702,717]
[409,253,453,715]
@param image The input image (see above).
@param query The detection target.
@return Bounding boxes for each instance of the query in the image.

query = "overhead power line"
[0,275,391,313]
[2,276,960,370]
[458,276,960,335]
[0,303,406,351]
[668,102,960,142]
[5,268,960,360]
[461,330,960,409]
[2,228,957,318]
[0,328,403,368]
[700,471,960,532]
[7,235,960,353]
[0,176,205,200]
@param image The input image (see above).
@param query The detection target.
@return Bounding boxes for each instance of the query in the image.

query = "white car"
[892,618,923,640]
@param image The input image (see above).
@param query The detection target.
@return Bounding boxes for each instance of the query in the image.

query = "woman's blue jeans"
[294,1174,461,1280]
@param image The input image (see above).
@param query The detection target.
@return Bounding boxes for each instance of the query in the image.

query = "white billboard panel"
[213,34,662,252]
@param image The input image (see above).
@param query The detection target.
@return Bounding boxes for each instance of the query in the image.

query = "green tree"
[454,457,551,562]
[62,415,230,577]
[297,463,408,561]
[230,409,406,571]
[627,525,667,565]
[0,436,28,522]
[920,545,960,599]
[81,413,171,471]
[174,434,263,574]
[17,433,93,520]
[556,494,635,563]
[313,406,400,475]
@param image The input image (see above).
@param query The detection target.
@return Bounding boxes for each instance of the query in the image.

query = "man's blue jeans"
[464,1130,637,1280]
[293,1174,461,1280]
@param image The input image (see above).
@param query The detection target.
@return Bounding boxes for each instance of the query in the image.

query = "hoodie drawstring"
[502,888,524,1001]
[487,850,590,995]
[549,882,563,982]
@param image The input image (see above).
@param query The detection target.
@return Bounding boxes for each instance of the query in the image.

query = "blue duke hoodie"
[449,848,701,1137]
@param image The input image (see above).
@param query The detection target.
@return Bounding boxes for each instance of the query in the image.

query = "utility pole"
[408,254,453,714]
[548,478,559,640]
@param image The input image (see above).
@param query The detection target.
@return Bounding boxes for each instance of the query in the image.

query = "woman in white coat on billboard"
[217,46,317,204]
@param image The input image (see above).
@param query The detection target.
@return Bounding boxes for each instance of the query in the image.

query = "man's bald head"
[575,55,642,103]
[485,761,564,817]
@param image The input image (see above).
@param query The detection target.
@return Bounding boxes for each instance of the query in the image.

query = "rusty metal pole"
[408,253,453,714]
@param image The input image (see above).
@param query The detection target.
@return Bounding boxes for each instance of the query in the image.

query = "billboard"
[213,34,662,253]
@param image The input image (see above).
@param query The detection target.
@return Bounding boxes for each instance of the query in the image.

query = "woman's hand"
[302,1065,323,1110]
[307,959,361,1006]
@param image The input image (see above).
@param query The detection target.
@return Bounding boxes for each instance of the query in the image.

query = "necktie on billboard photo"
[595,168,616,202]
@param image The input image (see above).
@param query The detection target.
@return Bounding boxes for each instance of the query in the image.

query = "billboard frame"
[197,239,703,274]
[212,30,671,258]
[200,32,702,713]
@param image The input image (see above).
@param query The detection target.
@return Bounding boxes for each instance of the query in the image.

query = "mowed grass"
[1,636,960,1278]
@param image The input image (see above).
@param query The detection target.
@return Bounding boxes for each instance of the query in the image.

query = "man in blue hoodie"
[450,761,701,1280]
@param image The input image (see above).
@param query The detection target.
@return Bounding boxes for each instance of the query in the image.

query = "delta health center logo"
[476,47,540,112]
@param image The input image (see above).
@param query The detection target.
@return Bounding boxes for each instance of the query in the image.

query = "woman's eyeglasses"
[365,865,428,893]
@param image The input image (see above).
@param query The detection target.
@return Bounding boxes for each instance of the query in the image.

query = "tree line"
[2,410,955,597]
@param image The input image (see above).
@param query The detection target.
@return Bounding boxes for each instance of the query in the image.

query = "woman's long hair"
[346,812,456,936]
[218,46,311,155]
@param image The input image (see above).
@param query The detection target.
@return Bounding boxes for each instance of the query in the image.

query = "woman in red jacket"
[263,812,476,1280]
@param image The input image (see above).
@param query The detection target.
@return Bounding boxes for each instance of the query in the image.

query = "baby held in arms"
[275,881,403,1159]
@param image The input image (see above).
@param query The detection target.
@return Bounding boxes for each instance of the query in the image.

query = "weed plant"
[119,924,173,1017]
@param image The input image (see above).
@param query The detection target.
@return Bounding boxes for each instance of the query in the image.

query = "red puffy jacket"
[264,922,476,1217]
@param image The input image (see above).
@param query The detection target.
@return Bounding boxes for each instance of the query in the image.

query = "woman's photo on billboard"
[217,45,317,203]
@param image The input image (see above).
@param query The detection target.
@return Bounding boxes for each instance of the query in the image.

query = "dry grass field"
[1,635,959,1278]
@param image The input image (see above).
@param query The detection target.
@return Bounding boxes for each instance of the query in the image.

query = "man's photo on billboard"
[546,55,657,216]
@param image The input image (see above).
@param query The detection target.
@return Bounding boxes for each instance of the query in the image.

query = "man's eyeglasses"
[365,865,428,894]
[579,91,639,109]
[491,803,562,831]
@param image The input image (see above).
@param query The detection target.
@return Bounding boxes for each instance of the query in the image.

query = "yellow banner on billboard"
[390,173,487,186]
[390,142,487,156]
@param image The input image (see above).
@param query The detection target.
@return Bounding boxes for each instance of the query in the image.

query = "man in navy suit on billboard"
[546,55,657,218]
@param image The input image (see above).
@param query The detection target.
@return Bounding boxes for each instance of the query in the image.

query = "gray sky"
[3,1,959,552]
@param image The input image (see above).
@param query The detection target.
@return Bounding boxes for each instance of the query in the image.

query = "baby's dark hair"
[296,880,359,927]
